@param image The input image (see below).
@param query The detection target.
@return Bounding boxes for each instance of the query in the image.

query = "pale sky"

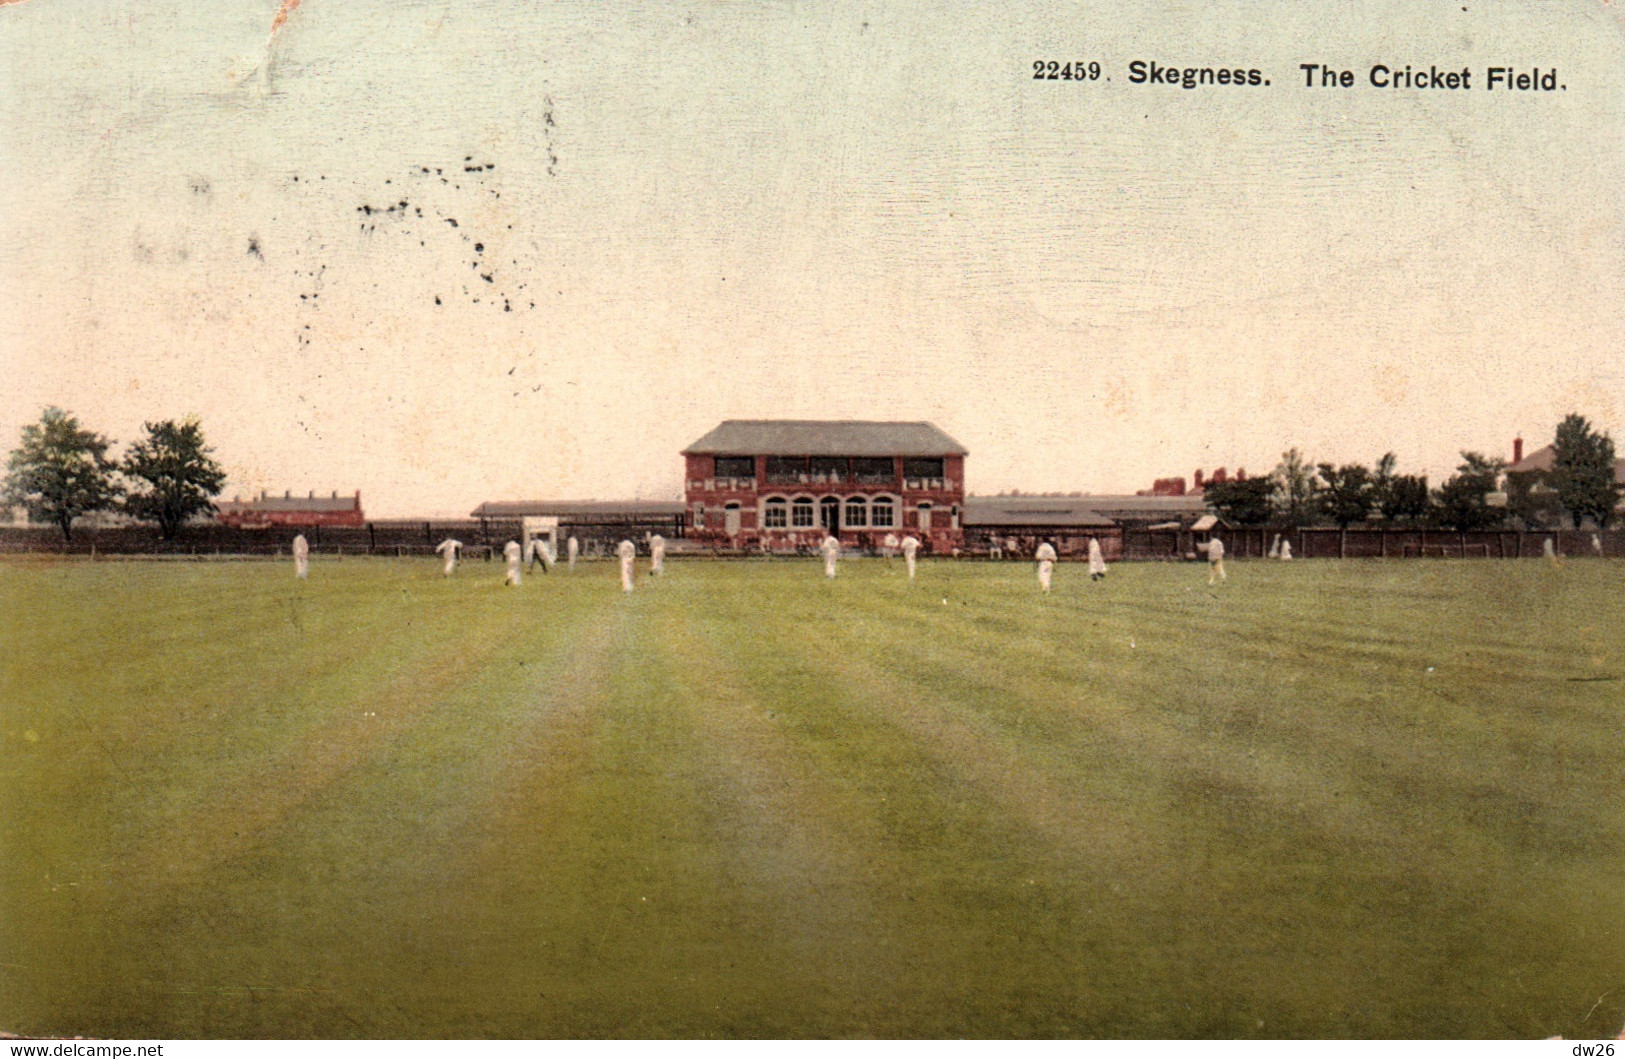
[3,0,1622,517]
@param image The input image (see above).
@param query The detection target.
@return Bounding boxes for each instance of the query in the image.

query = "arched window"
[791,497,815,528]
[845,496,868,527]
[871,497,895,528]
[763,497,788,529]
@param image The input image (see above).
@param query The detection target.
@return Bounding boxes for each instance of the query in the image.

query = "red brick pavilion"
[682,420,967,552]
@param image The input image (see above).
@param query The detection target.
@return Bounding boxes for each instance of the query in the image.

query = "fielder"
[567,535,579,571]
[1087,537,1107,581]
[292,533,309,580]
[617,538,637,592]
[504,539,523,586]
[1268,534,1281,559]
[528,537,553,574]
[1280,539,1292,561]
[901,534,920,579]
[1206,536,1227,584]
[435,537,462,577]
[1035,541,1057,592]
[649,533,666,575]
[820,534,841,579]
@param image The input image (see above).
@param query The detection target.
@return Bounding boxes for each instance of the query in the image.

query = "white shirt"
[292,535,309,558]
[901,536,920,557]
[504,540,522,563]
[820,536,841,558]
[1035,543,1057,563]
[436,538,461,558]
[1207,538,1225,561]
[617,540,637,561]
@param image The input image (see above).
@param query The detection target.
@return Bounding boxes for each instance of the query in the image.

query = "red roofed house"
[682,420,967,552]
[216,490,365,528]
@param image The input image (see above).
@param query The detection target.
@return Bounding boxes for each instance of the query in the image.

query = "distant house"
[681,420,968,552]
[216,490,365,528]
[1504,439,1625,526]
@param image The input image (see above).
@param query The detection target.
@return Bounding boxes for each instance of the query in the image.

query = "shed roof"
[962,497,1117,528]
[217,492,360,514]
[469,500,686,519]
[683,420,967,457]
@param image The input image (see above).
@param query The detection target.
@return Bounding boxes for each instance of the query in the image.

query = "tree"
[1382,473,1431,523]
[1205,476,1274,525]
[1431,451,1506,531]
[122,418,227,539]
[1372,451,1429,524]
[1270,448,1318,524]
[2,408,122,541]
[1550,413,1622,529]
[1316,462,1374,528]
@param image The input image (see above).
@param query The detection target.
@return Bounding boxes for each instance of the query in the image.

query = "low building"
[962,497,1122,558]
[682,420,968,552]
[216,490,365,528]
[467,499,686,553]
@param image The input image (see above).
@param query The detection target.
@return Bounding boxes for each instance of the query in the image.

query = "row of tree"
[3,408,226,541]
[1204,414,1622,530]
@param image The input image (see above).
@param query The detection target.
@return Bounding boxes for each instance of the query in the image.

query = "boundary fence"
[1,523,1620,560]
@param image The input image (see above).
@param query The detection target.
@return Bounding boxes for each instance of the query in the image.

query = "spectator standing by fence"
[567,535,579,571]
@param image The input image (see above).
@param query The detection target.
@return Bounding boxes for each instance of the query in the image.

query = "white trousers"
[1038,560,1053,592]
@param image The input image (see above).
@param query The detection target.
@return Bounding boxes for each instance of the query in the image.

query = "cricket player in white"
[1268,534,1281,559]
[1035,541,1057,592]
[617,538,637,592]
[649,534,666,575]
[528,537,553,573]
[292,533,309,580]
[435,538,462,577]
[901,535,920,579]
[567,535,579,571]
[504,539,523,586]
[820,535,841,579]
[1087,537,1107,581]
[1207,536,1227,584]
[1280,539,1292,561]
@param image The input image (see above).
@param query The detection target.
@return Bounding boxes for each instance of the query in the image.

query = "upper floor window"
[715,456,754,480]
[765,456,809,483]
[903,458,945,479]
[811,457,848,481]
[851,457,894,484]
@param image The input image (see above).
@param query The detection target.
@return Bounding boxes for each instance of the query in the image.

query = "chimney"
[1236,467,1246,481]
[1513,437,1523,464]
[1193,469,1204,489]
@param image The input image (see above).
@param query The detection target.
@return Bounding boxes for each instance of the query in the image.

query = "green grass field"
[2,555,1623,1038]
